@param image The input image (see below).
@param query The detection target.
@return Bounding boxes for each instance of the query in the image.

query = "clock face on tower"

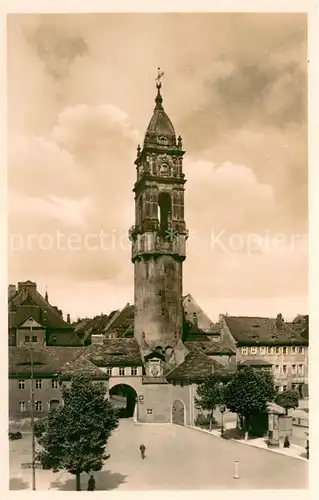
[146,359,163,378]
[150,365,160,377]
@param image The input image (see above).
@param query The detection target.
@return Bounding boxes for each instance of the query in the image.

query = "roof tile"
[225,316,308,345]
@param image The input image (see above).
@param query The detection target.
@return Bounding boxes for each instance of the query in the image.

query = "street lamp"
[135,395,143,422]
[26,331,36,491]
[220,404,226,436]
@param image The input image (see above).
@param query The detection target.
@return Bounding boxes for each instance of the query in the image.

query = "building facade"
[8,281,79,347]
[8,346,109,420]
[220,313,309,396]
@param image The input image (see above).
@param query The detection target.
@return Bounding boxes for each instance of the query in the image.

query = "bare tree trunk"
[76,472,81,491]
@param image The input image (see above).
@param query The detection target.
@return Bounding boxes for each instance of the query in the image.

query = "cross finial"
[155,67,164,89]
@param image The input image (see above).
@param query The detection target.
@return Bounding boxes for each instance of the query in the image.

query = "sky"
[7,13,308,322]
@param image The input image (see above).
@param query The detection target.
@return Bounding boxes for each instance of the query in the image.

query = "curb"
[187,426,308,462]
[132,420,172,426]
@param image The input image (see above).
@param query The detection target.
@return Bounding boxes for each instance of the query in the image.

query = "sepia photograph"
[7,9,309,491]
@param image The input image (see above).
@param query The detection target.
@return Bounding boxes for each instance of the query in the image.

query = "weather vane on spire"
[155,67,164,89]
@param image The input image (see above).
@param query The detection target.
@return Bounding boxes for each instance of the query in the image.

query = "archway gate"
[109,384,137,418]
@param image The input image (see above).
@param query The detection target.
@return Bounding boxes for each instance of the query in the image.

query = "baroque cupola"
[141,68,183,152]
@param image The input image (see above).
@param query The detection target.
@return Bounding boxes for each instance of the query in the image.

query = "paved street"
[10,419,308,490]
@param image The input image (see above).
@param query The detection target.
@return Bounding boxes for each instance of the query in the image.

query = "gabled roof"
[224,316,308,346]
[60,357,109,380]
[74,318,92,333]
[9,291,71,330]
[104,304,134,336]
[83,338,142,367]
[75,315,109,339]
[182,294,218,334]
[18,316,43,329]
[166,344,228,382]
[288,315,309,341]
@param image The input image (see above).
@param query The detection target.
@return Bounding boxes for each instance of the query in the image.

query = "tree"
[35,374,119,491]
[195,374,224,431]
[224,366,276,439]
[275,390,299,415]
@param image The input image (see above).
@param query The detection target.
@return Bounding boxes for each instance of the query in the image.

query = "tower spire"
[154,67,164,110]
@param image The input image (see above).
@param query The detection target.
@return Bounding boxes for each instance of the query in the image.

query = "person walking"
[87,474,96,491]
[140,444,146,459]
[284,435,290,448]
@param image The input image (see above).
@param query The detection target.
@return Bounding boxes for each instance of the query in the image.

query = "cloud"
[51,103,139,159]
[8,99,138,284]
[185,158,275,233]
[8,136,84,199]
[9,193,94,228]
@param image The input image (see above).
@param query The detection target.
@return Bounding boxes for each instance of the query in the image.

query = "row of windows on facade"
[17,367,139,389]
[18,400,58,412]
[241,346,305,356]
[101,367,139,376]
[23,335,57,344]
[18,379,59,389]
[272,363,305,376]
[275,383,303,392]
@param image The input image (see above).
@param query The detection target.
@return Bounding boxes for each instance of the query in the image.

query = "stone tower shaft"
[130,74,188,349]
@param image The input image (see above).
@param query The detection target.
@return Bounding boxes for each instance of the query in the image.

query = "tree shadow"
[49,470,127,491]
[9,477,29,490]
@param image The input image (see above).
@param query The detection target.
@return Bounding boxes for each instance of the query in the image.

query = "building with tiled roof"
[220,313,308,397]
[289,314,309,341]
[74,314,110,344]
[8,281,80,347]
[8,345,109,418]
[166,345,231,384]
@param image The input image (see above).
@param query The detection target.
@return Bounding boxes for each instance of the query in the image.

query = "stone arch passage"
[109,384,137,418]
[172,399,186,426]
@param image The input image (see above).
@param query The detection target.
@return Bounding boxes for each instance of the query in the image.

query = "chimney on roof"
[45,287,49,302]
[8,284,16,299]
[67,313,71,324]
[276,313,284,330]
[91,334,104,345]
[18,281,37,294]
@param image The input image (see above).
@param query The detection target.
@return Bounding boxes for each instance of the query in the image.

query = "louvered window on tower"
[158,192,171,233]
